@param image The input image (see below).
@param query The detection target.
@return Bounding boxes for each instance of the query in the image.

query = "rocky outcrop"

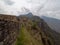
[0,14,19,45]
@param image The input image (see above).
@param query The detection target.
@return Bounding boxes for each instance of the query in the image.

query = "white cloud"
[0,0,60,19]
[0,0,45,15]
[2,0,14,5]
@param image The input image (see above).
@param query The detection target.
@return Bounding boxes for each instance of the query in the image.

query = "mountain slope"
[41,16,60,33]
[0,14,60,45]
[16,15,57,45]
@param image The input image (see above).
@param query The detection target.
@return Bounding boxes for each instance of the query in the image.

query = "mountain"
[16,14,60,45]
[0,14,60,45]
[16,16,54,45]
[19,12,33,18]
[41,16,60,33]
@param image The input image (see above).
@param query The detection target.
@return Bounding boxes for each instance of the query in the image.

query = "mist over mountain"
[19,11,60,33]
[41,16,60,33]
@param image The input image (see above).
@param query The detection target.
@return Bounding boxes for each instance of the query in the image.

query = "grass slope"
[16,24,43,45]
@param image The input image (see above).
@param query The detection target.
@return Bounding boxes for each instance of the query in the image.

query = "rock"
[0,14,19,45]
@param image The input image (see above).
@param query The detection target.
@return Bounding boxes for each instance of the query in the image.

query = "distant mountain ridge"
[41,16,60,33]
[20,12,33,17]
[19,12,60,33]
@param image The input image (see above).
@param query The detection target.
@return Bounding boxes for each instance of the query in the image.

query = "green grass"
[16,25,43,45]
[16,26,25,45]
[15,16,55,45]
[15,21,45,45]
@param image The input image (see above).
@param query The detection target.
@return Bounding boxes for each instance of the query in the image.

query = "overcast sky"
[0,0,60,19]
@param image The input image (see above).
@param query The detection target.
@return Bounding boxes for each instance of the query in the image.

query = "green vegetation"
[15,23,43,45]
[16,27,25,45]
[15,16,55,45]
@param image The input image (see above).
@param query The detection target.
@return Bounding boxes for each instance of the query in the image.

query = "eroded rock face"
[0,15,19,45]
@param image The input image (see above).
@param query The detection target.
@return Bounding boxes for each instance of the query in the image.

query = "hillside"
[41,16,60,33]
[0,14,19,45]
[16,15,57,45]
[0,14,60,45]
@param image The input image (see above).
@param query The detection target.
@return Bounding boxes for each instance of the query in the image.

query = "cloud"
[2,0,14,5]
[0,9,5,13]
[33,0,60,19]
[0,0,60,19]
[0,0,19,15]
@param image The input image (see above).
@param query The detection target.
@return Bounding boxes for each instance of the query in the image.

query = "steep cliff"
[0,14,19,45]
